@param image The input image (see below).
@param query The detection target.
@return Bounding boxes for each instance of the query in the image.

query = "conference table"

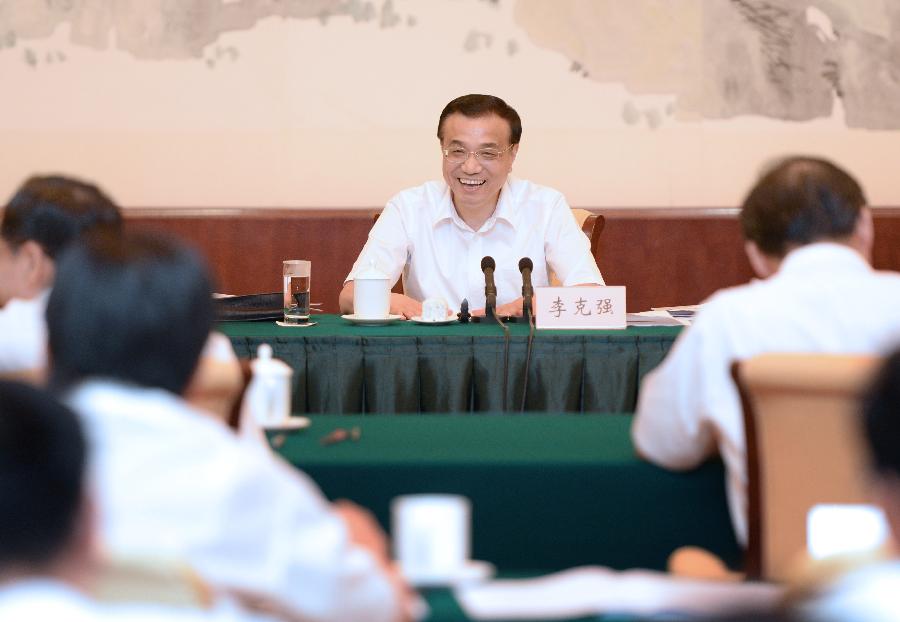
[221,315,681,414]
[273,414,740,570]
[271,414,742,621]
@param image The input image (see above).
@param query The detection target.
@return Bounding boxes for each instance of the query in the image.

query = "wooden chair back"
[733,353,880,581]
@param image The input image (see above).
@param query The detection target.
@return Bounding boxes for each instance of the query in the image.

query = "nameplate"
[534,286,626,330]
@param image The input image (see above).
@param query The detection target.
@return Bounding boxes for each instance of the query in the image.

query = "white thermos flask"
[246,343,293,426]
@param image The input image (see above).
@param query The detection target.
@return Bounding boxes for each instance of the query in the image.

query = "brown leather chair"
[733,353,881,581]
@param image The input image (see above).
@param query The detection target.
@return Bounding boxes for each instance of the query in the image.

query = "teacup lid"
[356,260,389,281]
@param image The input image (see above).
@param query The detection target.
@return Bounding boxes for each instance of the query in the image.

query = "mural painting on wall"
[1,0,897,130]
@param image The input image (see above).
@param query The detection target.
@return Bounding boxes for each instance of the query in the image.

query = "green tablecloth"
[272,414,741,573]
[221,315,680,414]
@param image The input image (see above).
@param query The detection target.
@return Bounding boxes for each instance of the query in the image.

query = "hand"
[471,296,531,318]
[390,293,422,319]
[334,499,390,562]
[335,500,417,622]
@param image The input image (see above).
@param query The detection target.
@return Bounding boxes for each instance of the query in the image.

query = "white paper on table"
[454,567,782,620]
[626,311,689,327]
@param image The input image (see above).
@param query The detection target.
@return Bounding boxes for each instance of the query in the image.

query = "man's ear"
[850,207,874,263]
[744,241,781,279]
[507,143,519,171]
[18,240,55,295]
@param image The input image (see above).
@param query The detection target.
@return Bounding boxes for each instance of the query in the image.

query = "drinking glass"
[283,260,311,324]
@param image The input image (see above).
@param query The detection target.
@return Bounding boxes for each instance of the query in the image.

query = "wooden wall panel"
[597,212,754,312]
[123,208,900,314]
[126,210,371,314]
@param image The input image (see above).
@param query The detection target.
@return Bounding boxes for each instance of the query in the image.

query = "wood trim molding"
[119,206,900,219]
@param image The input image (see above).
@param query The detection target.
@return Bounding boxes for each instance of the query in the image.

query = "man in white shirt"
[0,380,257,622]
[0,176,122,379]
[339,94,604,318]
[48,231,411,622]
[632,157,900,546]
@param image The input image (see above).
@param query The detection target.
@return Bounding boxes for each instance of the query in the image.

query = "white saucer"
[402,560,495,588]
[409,316,458,326]
[262,416,311,432]
[342,314,403,326]
[275,320,317,328]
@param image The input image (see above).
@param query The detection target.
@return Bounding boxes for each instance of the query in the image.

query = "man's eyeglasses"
[442,144,515,164]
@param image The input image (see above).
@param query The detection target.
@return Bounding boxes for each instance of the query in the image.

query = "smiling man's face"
[440,112,518,219]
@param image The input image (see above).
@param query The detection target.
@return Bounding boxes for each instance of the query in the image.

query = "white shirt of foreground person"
[67,380,401,622]
[632,243,900,546]
[0,579,260,622]
[0,289,234,378]
[345,177,604,311]
[0,291,48,374]
[799,560,900,621]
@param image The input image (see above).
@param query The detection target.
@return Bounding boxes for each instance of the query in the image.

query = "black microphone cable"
[482,256,509,411]
[497,312,510,413]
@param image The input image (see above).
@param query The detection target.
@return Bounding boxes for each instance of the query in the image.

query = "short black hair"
[2,175,122,259]
[48,231,214,395]
[0,380,86,569]
[862,348,900,478]
[740,157,866,257]
[437,94,522,145]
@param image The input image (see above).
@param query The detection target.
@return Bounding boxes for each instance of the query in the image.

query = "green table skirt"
[221,316,680,414]
[272,414,741,572]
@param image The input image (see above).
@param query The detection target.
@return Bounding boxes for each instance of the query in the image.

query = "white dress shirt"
[0,293,234,376]
[632,243,900,545]
[0,290,48,374]
[0,579,251,621]
[345,177,604,310]
[68,380,400,622]
[799,560,900,621]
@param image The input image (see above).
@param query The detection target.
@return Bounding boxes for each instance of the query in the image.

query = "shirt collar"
[491,179,517,229]
[778,242,870,275]
[432,183,457,227]
[433,178,517,232]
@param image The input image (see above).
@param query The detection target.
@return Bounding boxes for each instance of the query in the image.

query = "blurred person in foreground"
[0,175,121,379]
[633,156,900,546]
[47,230,412,622]
[339,93,604,318]
[0,175,239,420]
[0,379,253,621]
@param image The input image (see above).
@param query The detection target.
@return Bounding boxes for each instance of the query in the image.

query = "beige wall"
[2,2,898,208]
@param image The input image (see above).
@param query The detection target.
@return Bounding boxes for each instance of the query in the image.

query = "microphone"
[518,257,534,318]
[481,256,497,319]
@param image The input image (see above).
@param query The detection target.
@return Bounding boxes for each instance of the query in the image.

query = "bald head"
[740,157,867,258]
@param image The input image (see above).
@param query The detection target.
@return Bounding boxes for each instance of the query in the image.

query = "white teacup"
[391,494,470,578]
[354,261,391,319]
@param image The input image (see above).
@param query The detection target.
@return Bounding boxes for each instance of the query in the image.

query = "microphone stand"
[520,262,535,412]
[481,284,501,325]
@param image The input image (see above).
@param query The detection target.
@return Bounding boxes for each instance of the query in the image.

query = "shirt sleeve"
[631,311,724,470]
[344,202,410,289]
[208,447,401,622]
[543,196,605,286]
